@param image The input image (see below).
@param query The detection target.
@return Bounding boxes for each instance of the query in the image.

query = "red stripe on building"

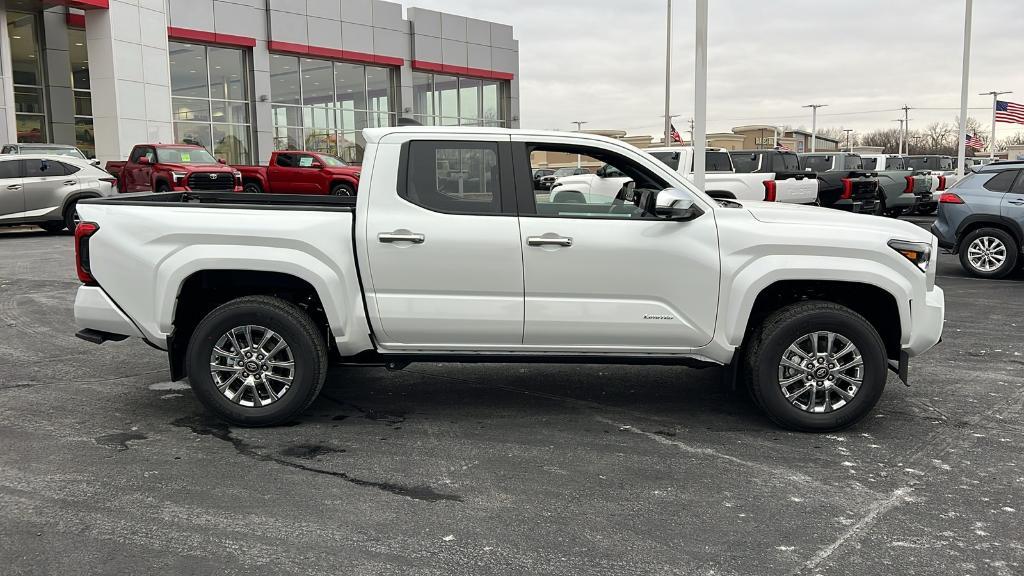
[268,41,404,67]
[411,60,513,80]
[167,27,257,48]
[44,0,108,8]
[66,12,86,28]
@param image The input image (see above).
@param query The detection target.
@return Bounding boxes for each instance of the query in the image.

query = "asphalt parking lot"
[0,216,1022,576]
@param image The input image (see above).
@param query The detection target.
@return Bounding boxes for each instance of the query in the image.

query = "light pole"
[956,0,973,178]
[893,119,905,155]
[843,129,853,151]
[693,0,708,191]
[979,90,1011,158]
[571,121,587,168]
[663,0,673,151]
[803,104,827,152]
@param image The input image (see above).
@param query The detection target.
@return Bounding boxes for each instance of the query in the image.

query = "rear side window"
[982,170,1019,192]
[862,157,878,170]
[844,156,864,170]
[402,141,501,215]
[731,153,759,173]
[275,153,295,167]
[699,151,733,172]
[58,161,80,175]
[772,153,800,172]
[650,151,681,170]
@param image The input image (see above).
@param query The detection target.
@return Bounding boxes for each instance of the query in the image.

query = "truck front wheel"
[331,183,355,196]
[744,301,887,432]
[185,295,328,426]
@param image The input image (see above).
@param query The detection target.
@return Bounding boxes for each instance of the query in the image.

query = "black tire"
[915,202,937,215]
[874,196,887,217]
[63,201,80,231]
[40,221,66,234]
[155,181,172,193]
[243,181,263,194]
[330,183,355,196]
[744,301,888,432]
[958,227,1019,279]
[186,295,328,426]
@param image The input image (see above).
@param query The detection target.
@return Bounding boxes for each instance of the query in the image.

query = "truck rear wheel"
[185,295,328,426]
[744,301,887,432]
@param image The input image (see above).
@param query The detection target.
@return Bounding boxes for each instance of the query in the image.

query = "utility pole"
[843,129,853,151]
[803,104,827,152]
[979,90,1011,158]
[693,0,708,191]
[956,0,973,178]
[901,104,911,152]
[571,121,587,168]
[688,117,695,143]
[893,119,905,155]
[663,0,673,152]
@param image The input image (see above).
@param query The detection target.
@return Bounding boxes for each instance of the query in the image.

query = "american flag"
[995,100,1024,125]
[670,124,683,143]
[966,133,984,149]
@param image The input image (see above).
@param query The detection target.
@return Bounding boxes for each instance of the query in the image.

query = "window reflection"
[8,12,45,143]
[411,72,507,127]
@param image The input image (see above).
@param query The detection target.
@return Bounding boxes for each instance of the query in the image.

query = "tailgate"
[913,175,933,196]
[773,175,818,204]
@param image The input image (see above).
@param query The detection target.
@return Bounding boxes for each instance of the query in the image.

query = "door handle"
[6,185,21,190]
[63,180,76,186]
[378,231,425,244]
[1009,198,1024,205]
[527,235,573,247]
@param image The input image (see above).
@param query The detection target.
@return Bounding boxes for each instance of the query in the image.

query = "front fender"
[720,254,914,349]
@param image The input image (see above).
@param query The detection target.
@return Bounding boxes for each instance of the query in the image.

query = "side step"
[75,329,129,345]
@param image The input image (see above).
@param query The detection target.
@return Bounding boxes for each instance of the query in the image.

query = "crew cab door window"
[363,137,523,348]
[731,153,760,173]
[512,138,721,350]
[801,155,834,172]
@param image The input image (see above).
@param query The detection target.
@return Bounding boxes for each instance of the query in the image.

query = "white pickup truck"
[550,146,817,204]
[73,127,944,432]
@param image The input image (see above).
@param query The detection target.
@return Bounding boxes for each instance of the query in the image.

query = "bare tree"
[858,128,903,154]
[997,131,1024,151]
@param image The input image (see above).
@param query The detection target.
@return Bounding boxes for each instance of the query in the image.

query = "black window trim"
[397,139,517,217]
[982,169,1021,193]
[513,141,672,220]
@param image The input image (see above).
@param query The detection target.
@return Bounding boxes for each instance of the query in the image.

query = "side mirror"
[311,161,324,169]
[137,156,151,165]
[655,188,705,221]
[91,159,101,167]
[217,158,227,164]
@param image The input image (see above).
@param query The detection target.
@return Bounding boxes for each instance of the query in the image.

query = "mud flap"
[887,350,910,386]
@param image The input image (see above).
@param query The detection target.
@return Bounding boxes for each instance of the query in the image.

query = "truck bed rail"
[80,191,356,211]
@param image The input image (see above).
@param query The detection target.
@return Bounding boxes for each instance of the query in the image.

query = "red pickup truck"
[105,144,241,193]
[233,151,361,196]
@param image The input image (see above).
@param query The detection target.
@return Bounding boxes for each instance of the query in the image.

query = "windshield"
[801,155,834,172]
[319,154,347,167]
[650,151,681,170]
[156,147,218,164]
[24,146,86,159]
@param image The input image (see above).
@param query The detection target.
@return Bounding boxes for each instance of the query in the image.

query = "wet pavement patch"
[172,415,462,503]
[95,432,148,451]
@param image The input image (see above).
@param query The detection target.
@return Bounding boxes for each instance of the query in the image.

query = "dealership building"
[0,0,519,163]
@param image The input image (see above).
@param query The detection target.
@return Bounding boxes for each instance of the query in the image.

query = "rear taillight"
[763,180,777,202]
[75,222,100,284]
[937,175,947,191]
[99,177,118,192]
[841,178,853,199]
[904,175,914,194]
[939,192,964,204]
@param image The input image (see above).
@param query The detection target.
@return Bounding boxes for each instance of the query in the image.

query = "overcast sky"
[409,0,1024,141]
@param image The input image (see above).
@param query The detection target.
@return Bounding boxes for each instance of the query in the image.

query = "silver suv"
[0,155,117,233]
[931,160,1024,278]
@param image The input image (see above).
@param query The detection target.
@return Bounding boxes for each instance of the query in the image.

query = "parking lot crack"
[172,416,462,503]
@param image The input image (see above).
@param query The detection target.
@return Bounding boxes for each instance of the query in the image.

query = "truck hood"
[162,163,235,172]
[742,201,933,242]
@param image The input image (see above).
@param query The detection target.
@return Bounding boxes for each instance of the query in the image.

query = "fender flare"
[60,191,101,217]
[954,214,1024,250]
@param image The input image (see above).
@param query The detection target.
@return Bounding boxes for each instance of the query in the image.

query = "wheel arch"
[167,269,334,381]
[60,191,102,218]
[954,215,1023,252]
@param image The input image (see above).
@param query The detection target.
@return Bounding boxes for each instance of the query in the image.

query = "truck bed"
[82,191,356,210]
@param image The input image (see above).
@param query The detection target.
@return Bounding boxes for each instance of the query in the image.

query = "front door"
[515,138,721,352]
[362,136,524,349]
[0,158,24,220]
[1003,170,1024,236]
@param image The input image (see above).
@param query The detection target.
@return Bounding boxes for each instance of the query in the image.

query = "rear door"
[1002,170,1024,232]
[22,158,78,216]
[514,136,720,352]
[0,159,24,219]
[126,146,155,192]
[362,135,525,349]
[269,153,320,194]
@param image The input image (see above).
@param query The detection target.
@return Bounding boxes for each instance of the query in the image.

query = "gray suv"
[931,161,1024,278]
[0,155,117,233]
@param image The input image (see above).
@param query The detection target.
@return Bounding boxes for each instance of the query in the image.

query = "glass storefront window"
[8,12,46,143]
[68,28,94,157]
[75,118,95,159]
[169,41,252,163]
[411,72,508,128]
[270,57,395,163]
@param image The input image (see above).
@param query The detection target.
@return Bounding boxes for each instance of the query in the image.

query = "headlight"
[171,171,187,182]
[888,239,932,273]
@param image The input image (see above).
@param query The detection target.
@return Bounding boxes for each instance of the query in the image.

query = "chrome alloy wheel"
[209,325,295,408]
[967,236,1007,272]
[778,332,863,413]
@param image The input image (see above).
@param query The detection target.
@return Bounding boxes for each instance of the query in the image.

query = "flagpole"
[956,0,973,179]
[663,0,672,149]
[979,90,1011,159]
[693,0,707,191]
